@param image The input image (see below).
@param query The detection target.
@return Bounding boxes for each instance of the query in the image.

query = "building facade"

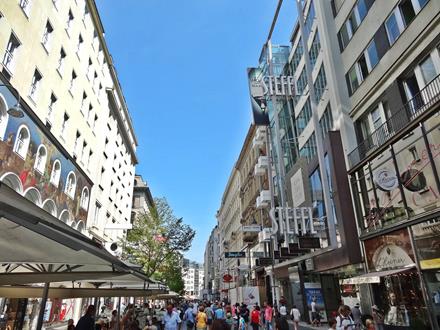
[183,259,204,299]
[337,0,440,327]
[204,225,220,301]
[131,174,154,217]
[0,0,138,328]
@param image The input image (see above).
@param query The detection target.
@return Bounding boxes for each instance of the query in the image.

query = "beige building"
[0,0,137,250]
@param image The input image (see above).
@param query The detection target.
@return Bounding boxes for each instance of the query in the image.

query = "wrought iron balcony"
[348,73,440,169]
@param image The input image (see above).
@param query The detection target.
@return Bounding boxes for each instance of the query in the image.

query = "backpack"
[205,307,213,320]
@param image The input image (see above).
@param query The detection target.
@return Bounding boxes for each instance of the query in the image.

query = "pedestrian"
[214,304,225,320]
[278,302,287,320]
[371,305,384,330]
[263,302,273,330]
[184,304,196,330]
[205,304,214,329]
[336,305,354,330]
[274,317,288,330]
[196,306,208,330]
[76,305,95,330]
[351,303,361,329]
[67,319,75,330]
[310,297,320,327]
[289,305,300,330]
[162,304,181,330]
[225,312,234,329]
[211,319,230,330]
[250,305,261,330]
[328,319,337,330]
[109,310,119,330]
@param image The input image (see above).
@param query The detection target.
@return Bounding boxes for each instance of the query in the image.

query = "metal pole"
[295,0,337,247]
[36,282,49,330]
[117,297,122,330]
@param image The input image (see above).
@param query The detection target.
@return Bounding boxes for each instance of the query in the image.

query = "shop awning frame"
[341,265,416,285]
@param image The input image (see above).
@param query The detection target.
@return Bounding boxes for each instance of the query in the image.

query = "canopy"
[341,265,416,285]
[0,183,162,291]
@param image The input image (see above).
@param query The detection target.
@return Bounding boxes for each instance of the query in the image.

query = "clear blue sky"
[96,1,297,263]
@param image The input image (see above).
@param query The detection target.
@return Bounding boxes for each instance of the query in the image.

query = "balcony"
[348,74,440,169]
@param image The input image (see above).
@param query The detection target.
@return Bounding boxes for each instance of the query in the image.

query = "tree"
[122,197,195,279]
[153,253,186,294]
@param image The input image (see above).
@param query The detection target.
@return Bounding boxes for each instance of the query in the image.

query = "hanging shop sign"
[373,168,399,191]
[298,236,321,249]
[242,225,262,232]
[248,67,270,126]
[225,251,246,258]
[364,228,415,271]
[291,169,306,207]
[256,258,272,267]
[223,274,233,282]
[412,218,440,269]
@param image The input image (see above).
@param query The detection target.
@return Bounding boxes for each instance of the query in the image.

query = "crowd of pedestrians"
[64,299,385,330]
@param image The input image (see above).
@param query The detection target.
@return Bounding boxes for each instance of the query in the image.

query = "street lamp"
[0,83,25,118]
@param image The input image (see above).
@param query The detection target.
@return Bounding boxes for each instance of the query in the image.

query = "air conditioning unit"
[254,163,266,177]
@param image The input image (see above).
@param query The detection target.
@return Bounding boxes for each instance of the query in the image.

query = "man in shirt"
[184,304,196,330]
[163,304,181,330]
[214,303,225,320]
[76,305,95,330]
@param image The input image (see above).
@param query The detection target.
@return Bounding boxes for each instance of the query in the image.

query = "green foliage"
[122,197,195,282]
[153,253,185,294]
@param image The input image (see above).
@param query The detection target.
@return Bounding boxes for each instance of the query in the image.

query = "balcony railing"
[348,74,440,169]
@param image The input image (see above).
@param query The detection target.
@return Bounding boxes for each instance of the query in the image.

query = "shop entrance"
[320,274,341,316]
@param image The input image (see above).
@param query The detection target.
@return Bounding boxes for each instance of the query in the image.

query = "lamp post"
[0,83,25,118]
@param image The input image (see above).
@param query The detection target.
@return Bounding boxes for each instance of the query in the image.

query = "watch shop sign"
[373,168,398,191]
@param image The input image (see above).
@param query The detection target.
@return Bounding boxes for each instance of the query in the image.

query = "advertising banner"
[247,67,270,126]
[304,283,327,322]
[242,286,260,307]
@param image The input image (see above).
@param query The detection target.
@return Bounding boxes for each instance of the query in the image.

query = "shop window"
[13,125,30,159]
[34,144,47,173]
[352,165,379,230]
[50,159,61,186]
[65,171,76,198]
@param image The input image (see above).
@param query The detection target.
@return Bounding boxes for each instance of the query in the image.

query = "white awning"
[341,265,416,285]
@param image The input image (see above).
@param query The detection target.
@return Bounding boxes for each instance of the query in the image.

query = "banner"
[247,67,270,126]
[304,283,327,322]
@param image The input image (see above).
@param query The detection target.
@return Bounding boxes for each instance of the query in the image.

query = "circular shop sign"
[373,168,398,191]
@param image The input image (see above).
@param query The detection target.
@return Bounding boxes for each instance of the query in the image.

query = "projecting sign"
[225,251,246,258]
[298,237,321,249]
[291,169,305,207]
[242,225,262,232]
[256,258,272,267]
[252,251,265,258]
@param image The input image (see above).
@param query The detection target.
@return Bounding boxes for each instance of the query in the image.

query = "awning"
[0,183,162,291]
[341,265,416,285]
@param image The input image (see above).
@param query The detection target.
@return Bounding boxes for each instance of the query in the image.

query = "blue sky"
[96,1,297,262]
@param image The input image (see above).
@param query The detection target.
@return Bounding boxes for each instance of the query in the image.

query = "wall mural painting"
[0,87,91,227]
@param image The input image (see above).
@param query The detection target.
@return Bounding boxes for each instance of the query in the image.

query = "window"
[77,34,83,55]
[68,70,77,94]
[87,150,93,168]
[41,21,54,51]
[80,187,89,210]
[314,65,327,102]
[87,104,93,122]
[80,91,87,114]
[34,144,47,173]
[309,32,320,69]
[61,112,69,138]
[81,141,87,161]
[50,160,61,186]
[296,67,308,97]
[3,33,21,74]
[92,114,98,129]
[296,98,312,135]
[13,125,30,159]
[338,0,375,50]
[419,55,437,84]
[66,9,74,34]
[385,8,405,45]
[83,3,90,21]
[29,69,42,100]
[304,1,315,37]
[93,202,101,226]
[299,132,317,163]
[319,105,334,138]
[399,0,416,26]
[74,131,81,155]
[57,47,66,75]
[65,171,77,198]
[47,93,57,123]
[291,37,303,73]
[366,40,379,70]
[87,58,93,80]
[19,0,31,16]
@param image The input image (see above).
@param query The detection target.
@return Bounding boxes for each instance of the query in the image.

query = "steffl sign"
[250,75,296,98]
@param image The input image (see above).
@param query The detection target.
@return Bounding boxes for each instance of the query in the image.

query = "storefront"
[364,228,430,329]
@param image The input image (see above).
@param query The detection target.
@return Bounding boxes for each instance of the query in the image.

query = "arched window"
[13,125,30,159]
[59,209,70,223]
[65,171,76,198]
[76,220,85,233]
[50,160,61,187]
[80,187,89,210]
[0,172,23,193]
[34,144,47,173]
[24,187,42,206]
[0,93,9,141]
[42,199,57,217]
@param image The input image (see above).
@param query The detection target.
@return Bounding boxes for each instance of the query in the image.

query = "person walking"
[263,303,273,330]
[109,310,119,330]
[351,304,362,330]
[205,304,214,329]
[250,306,261,330]
[67,319,75,330]
[371,305,384,330]
[289,305,300,330]
[214,304,225,320]
[310,298,320,327]
[162,304,181,330]
[335,305,354,330]
[184,305,196,330]
[76,305,96,330]
[196,306,208,330]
